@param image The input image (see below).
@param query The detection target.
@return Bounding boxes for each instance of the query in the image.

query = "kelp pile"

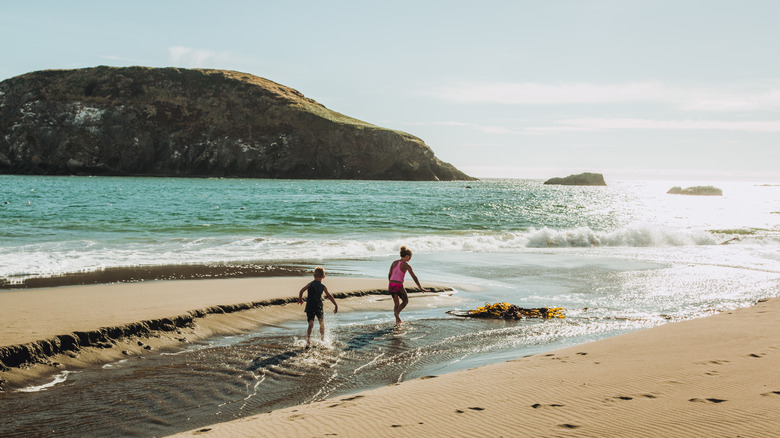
[462,302,565,319]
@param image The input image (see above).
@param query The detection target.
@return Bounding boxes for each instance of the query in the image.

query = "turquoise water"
[2,175,780,436]
[2,175,779,281]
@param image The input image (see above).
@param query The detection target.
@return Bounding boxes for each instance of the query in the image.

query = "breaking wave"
[0,224,734,283]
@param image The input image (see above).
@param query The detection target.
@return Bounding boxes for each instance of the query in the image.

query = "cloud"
[679,89,780,112]
[168,46,233,68]
[529,118,780,133]
[99,54,142,63]
[409,117,780,135]
[428,81,780,111]
[430,81,671,105]
[406,120,517,134]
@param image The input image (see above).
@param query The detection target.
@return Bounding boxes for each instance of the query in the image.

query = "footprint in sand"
[609,394,657,402]
[455,407,485,413]
[531,403,564,408]
[748,353,766,358]
[761,391,780,397]
[559,424,580,429]
[328,394,365,408]
[689,398,727,403]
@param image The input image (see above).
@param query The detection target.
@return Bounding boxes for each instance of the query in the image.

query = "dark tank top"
[305,280,325,313]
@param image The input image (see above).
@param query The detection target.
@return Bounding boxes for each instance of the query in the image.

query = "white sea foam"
[524,224,718,247]
[16,371,74,392]
[0,224,737,282]
[102,359,128,369]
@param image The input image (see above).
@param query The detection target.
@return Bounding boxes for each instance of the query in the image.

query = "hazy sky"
[2,1,779,181]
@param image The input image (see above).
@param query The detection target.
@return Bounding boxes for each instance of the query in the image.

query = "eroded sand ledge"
[0,277,452,389]
[170,298,780,438]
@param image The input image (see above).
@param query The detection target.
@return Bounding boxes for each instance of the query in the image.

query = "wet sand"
[0,276,453,389]
[170,297,780,438]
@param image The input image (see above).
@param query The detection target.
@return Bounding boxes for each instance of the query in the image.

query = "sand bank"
[0,276,453,389]
[172,298,780,438]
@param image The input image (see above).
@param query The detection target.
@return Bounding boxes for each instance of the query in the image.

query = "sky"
[2,0,779,181]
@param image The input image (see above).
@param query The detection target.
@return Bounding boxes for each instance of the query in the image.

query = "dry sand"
[170,298,780,438]
[0,277,390,347]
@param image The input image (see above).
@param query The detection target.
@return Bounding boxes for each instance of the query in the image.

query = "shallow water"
[3,250,778,437]
[0,309,638,437]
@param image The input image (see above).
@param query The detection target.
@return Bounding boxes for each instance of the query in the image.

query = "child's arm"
[405,263,426,292]
[298,282,310,305]
[323,286,338,314]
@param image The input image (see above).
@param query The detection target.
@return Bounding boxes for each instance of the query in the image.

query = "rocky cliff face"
[0,67,474,181]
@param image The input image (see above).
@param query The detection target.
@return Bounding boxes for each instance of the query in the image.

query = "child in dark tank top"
[298,266,338,347]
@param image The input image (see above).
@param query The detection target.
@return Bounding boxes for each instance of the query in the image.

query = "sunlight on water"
[1,177,778,281]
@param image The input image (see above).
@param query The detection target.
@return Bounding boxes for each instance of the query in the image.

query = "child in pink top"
[387,246,426,324]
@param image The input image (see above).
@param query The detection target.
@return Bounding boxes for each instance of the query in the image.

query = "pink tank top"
[389,259,406,283]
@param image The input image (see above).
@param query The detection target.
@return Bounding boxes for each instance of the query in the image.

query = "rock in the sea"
[543,172,606,186]
[0,66,474,181]
[667,186,723,196]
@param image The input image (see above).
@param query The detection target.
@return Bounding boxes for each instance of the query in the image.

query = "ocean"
[1,175,779,436]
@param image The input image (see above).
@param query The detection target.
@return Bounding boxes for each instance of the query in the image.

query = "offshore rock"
[667,185,723,196]
[0,66,474,181]
[543,172,607,186]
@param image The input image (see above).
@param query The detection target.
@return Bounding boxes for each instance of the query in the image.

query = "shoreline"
[0,262,312,289]
[171,297,780,437]
[0,276,453,390]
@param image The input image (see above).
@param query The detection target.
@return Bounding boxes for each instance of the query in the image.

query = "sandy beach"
[168,297,780,438]
[2,278,777,437]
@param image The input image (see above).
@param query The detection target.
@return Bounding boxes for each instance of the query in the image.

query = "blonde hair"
[314,266,325,278]
[399,246,412,258]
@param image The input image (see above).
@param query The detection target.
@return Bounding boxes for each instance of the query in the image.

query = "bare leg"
[306,319,314,347]
[399,290,409,313]
[318,317,326,341]
[392,293,402,324]
[393,290,409,324]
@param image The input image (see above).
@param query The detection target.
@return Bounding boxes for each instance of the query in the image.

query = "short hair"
[314,266,325,277]
[400,246,412,257]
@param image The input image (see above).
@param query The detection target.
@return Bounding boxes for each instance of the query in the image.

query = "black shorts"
[306,309,323,321]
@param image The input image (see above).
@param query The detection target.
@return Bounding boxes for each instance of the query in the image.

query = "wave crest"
[0,225,728,281]
[523,225,718,248]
